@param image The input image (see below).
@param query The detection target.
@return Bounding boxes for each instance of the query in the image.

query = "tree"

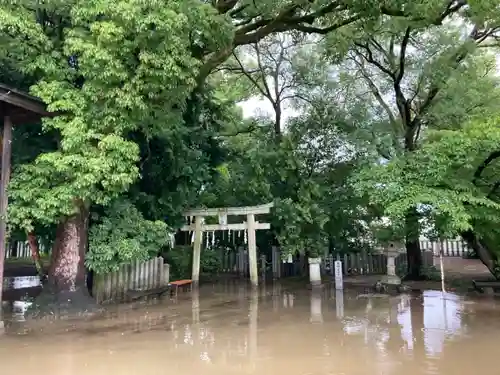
[313,4,500,278]
[228,33,322,136]
[354,118,500,278]
[6,1,234,305]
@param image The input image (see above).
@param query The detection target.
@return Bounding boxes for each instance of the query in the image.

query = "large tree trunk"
[461,230,498,279]
[405,207,423,280]
[48,205,88,292]
[32,203,98,316]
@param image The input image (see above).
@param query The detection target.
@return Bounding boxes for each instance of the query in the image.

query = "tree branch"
[473,150,500,186]
[219,123,258,137]
[410,27,479,128]
[395,27,411,86]
[214,0,239,14]
[350,54,398,130]
[354,42,395,78]
[231,50,274,103]
[381,0,467,25]
[292,15,360,34]
[393,27,413,147]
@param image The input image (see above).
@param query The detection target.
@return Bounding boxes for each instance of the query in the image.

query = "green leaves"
[353,117,500,239]
[86,199,170,274]
[5,1,234,234]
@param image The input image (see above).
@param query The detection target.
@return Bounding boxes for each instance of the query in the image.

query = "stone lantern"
[380,240,405,286]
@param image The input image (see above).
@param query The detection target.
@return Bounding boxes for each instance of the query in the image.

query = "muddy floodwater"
[1,281,500,375]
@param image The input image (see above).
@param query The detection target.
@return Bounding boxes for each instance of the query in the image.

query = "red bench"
[168,279,193,297]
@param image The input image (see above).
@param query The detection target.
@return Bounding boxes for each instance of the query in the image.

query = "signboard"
[218,213,227,226]
[334,260,343,290]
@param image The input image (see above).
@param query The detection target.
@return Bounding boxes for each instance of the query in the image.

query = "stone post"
[308,257,322,286]
[334,259,343,290]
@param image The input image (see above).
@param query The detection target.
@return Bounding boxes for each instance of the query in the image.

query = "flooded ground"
[1,281,500,374]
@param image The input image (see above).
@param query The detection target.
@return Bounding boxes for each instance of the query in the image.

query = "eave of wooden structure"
[0,84,52,126]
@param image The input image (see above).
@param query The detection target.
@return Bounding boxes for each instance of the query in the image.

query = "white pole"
[439,239,445,293]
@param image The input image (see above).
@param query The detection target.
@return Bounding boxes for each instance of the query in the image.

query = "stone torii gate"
[181,203,273,287]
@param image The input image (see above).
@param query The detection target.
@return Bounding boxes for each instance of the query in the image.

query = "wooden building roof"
[0,84,52,125]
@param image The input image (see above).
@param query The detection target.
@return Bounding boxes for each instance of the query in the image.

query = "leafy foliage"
[86,199,170,274]
[161,245,223,280]
[354,118,500,241]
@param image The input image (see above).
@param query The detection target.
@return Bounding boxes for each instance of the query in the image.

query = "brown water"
[0,283,499,375]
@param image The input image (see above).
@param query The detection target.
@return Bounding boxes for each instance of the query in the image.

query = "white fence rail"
[4,241,50,259]
[5,242,31,258]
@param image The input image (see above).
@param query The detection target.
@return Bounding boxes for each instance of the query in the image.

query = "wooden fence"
[92,257,170,304]
[321,251,434,277]
[205,246,440,279]
[419,238,470,257]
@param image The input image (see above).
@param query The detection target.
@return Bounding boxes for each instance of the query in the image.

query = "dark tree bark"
[26,231,44,277]
[32,202,98,316]
[48,204,89,293]
[405,207,423,280]
[461,229,498,278]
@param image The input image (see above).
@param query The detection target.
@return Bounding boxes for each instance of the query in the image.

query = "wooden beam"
[184,202,273,217]
[180,222,271,232]
[0,115,12,333]
[0,85,51,118]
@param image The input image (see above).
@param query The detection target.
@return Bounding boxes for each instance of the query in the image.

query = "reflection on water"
[0,282,499,375]
[1,276,40,319]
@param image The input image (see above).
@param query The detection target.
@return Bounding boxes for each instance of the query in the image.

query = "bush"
[396,261,442,281]
[161,245,224,280]
[462,248,479,259]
